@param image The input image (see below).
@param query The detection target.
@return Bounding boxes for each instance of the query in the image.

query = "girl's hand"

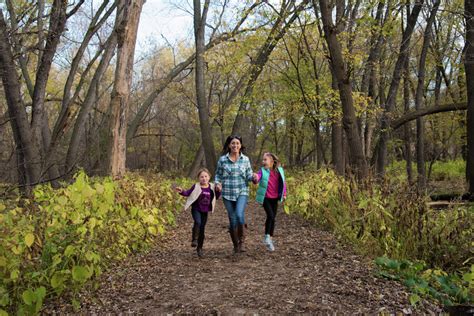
[174,187,183,193]
[252,173,259,182]
[215,183,222,192]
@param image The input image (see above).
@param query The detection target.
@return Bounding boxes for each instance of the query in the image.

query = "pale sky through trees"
[136,0,192,52]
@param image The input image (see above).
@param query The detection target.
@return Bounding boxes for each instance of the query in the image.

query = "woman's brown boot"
[237,224,246,252]
[229,228,239,253]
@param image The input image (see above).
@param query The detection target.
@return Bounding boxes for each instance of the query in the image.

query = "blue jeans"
[223,195,248,229]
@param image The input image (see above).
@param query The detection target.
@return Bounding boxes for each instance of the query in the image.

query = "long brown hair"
[264,152,280,170]
[222,135,245,155]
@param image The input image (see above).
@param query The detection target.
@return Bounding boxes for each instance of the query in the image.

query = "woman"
[215,135,254,253]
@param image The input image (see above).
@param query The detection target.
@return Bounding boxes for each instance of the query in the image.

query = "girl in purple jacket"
[175,168,221,257]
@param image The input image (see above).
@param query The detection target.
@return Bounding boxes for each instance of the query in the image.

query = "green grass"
[387,159,466,182]
[430,159,465,181]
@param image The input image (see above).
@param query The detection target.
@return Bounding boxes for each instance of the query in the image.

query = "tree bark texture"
[318,0,368,179]
[403,58,413,183]
[193,0,217,174]
[109,0,145,179]
[414,0,440,190]
[375,0,423,177]
[465,0,474,195]
[66,34,117,171]
[0,10,42,191]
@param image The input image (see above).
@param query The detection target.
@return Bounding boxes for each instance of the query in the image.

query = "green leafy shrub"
[375,257,473,306]
[284,169,473,270]
[386,160,412,182]
[285,170,473,304]
[0,171,190,314]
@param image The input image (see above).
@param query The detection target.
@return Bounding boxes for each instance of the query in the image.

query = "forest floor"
[47,201,441,314]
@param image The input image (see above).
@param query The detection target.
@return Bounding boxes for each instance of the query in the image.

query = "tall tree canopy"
[0,0,470,195]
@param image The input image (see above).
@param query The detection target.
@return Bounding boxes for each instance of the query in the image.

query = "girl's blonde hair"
[264,152,280,170]
[197,168,211,178]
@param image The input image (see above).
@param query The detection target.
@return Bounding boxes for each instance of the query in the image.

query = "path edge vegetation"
[284,169,473,307]
[0,171,191,314]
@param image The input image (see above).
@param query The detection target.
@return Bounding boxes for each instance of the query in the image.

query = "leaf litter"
[45,201,441,314]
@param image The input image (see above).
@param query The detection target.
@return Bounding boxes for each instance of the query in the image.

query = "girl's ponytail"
[264,152,280,170]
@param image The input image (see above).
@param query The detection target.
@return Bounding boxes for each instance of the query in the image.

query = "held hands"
[215,183,222,192]
[252,173,259,183]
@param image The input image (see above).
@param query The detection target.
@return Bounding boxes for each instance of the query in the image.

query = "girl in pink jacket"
[253,153,287,252]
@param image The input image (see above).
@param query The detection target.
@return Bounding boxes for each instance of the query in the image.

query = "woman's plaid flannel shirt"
[215,153,254,201]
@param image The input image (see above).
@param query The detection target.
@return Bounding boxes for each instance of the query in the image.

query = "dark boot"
[197,247,203,258]
[191,226,199,247]
[229,228,239,253]
[237,224,246,252]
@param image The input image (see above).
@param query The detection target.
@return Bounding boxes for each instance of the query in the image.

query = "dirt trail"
[48,201,440,314]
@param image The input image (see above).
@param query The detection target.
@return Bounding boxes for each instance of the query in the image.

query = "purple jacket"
[180,184,221,212]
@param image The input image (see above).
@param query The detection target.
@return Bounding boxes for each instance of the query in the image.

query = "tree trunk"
[188,145,205,178]
[15,142,27,188]
[108,0,144,179]
[403,58,413,183]
[28,0,69,183]
[53,1,115,146]
[331,121,344,175]
[329,65,344,175]
[414,0,440,190]
[30,0,68,148]
[5,0,34,97]
[61,1,114,111]
[465,0,474,195]
[315,119,323,169]
[299,20,326,169]
[37,0,46,72]
[0,10,42,190]
[362,1,389,161]
[187,75,246,178]
[317,0,368,180]
[66,34,117,171]
[193,0,217,175]
[295,128,305,166]
[40,113,61,184]
[375,1,423,177]
[286,112,296,166]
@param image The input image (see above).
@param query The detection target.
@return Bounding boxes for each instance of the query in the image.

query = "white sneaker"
[263,234,271,245]
[267,239,275,251]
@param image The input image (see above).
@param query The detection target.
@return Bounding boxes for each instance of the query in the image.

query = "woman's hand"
[215,183,222,192]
